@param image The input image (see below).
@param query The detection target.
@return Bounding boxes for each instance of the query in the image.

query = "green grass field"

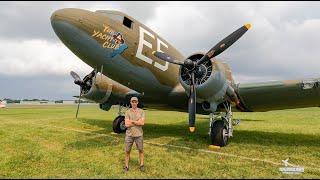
[0,104,319,178]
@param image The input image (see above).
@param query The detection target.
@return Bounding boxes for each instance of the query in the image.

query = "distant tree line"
[2,98,92,104]
[3,98,21,103]
[3,98,51,103]
[22,99,49,101]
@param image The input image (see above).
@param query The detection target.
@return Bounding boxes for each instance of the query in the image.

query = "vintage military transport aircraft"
[51,8,320,147]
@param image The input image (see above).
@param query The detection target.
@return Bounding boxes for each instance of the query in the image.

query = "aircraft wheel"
[112,115,126,133]
[210,120,228,147]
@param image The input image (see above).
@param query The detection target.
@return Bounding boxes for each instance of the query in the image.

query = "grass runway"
[0,104,319,178]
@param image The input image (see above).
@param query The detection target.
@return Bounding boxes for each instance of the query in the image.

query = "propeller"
[70,71,83,86]
[75,88,81,118]
[153,24,251,132]
[196,24,251,65]
[70,71,82,118]
[188,72,196,132]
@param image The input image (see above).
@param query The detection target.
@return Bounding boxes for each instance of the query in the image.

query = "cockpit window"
[96,11,133,29]
[123,16,133,29]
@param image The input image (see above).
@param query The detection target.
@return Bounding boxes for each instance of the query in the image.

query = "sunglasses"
[131,101,138,103]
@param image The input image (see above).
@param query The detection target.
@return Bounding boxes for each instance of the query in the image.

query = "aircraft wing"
[236,78,320,112]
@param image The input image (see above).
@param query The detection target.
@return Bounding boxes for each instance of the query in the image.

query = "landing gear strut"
[112,104,127,133]
[209,102,239,146]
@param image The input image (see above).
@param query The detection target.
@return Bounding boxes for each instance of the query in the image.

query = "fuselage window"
[123,16,133,29]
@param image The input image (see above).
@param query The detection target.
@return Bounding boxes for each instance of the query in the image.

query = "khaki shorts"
[125,136,143,152]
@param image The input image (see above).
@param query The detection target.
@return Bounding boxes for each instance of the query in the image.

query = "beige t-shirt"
[125,108,145,137]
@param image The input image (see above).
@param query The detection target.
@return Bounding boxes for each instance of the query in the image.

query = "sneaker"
[139,165,145,172]
[123,166,129,172]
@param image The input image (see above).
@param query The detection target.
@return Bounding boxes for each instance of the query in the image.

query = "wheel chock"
[208,145,221,151]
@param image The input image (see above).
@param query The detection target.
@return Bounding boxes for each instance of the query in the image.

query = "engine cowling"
[79,71,137,110]
[81,72,113,104]
[179,53,233,112]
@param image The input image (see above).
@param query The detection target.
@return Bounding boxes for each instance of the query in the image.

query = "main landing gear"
[112,105,127,133]
[209,102,240,146]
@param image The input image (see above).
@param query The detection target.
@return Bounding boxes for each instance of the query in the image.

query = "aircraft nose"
[51,8,95,36]
[51,8,72,25]
[51,8,96,45]
[51,8,85,28]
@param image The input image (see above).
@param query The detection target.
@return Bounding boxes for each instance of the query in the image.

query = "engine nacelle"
[179,53,232,112]
[79,71,137,109]
[81,72,113,104]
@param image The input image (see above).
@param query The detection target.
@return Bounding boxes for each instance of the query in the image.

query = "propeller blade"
[152,51,184,66]
[75,90,81,118]
[188,72,196,133]
[70,71,81,82]
[197,23,251,65]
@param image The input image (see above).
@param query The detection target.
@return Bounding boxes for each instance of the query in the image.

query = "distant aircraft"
[0,99,6,108]
[51,8,320,146]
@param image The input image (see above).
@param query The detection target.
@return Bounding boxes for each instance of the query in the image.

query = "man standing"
[124,97,145,172]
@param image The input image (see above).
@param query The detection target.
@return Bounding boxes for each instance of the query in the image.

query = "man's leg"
[135,136,144,166]
[125,152,130,168]
[124,136,133,169]
[139,150,144,166]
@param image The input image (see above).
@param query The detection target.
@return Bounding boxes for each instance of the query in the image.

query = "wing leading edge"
[236,78,320,112]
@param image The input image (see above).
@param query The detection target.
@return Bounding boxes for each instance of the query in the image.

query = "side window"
[123,16,133,29]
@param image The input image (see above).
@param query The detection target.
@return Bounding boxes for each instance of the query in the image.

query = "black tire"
[112,115,126,133]
[210,120,228,147]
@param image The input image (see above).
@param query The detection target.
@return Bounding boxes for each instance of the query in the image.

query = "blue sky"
[1,1,320,100]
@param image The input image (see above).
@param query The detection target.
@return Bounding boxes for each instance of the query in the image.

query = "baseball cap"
[130,97,138,102]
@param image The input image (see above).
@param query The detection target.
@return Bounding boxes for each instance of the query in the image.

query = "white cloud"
[233,73,280,84]
[0,39,92,77]
[146,2,209,50]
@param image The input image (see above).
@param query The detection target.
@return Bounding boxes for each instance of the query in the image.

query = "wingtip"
[245,23,252,30]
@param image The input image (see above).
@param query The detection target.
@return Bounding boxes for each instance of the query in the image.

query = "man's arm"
[132,110,145,126]
[124,111,135,128]
[125,118,135,127]
[132,118,144,126]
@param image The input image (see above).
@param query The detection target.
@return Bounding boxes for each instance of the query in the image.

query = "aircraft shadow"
[69,118,320,150]
[65,134,121,150]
